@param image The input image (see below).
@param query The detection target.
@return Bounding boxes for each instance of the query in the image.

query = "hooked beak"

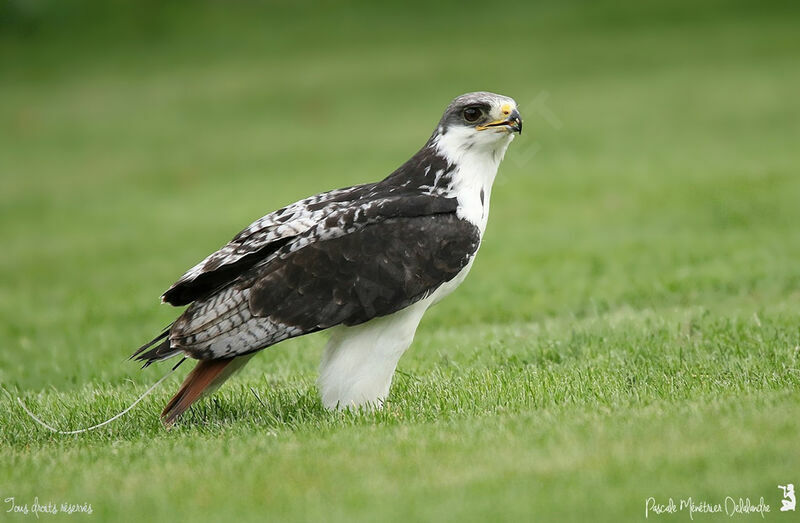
[476,108,522,134]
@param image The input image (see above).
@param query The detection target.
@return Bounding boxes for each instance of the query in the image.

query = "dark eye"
[463,106,482,123]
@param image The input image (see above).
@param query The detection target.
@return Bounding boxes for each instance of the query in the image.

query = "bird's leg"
[317,300,429,410]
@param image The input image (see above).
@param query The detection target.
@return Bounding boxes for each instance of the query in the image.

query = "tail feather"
[131,328,169,358]
[131,326,180,368]
[161,354,254,426]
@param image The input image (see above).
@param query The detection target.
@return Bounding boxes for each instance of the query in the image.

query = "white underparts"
[317,298,432,410]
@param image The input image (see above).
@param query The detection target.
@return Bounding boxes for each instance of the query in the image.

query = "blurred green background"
[1,0,799,521]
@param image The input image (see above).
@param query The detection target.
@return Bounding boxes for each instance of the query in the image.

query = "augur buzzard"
[132,91,522,425]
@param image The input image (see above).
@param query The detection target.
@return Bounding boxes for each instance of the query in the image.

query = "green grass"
[2,0,800,520]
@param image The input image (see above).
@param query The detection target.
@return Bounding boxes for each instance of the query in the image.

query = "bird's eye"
[463,106,482,123]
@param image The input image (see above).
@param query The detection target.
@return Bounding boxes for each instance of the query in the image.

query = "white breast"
[451,163,494,234]
[432,128,514,233]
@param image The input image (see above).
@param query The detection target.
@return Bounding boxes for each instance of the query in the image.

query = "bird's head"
[430,91,521,163]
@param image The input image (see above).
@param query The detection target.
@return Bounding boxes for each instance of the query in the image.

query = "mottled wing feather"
[162,184,376,306]
[249,214,480,330]
[134,145,466,364]
[169,210,478,360]
[161,144,459,307]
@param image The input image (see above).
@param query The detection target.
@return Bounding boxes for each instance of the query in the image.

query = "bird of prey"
[132,91,522,425]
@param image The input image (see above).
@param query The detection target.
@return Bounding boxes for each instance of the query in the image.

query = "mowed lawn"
[1,1,799,521]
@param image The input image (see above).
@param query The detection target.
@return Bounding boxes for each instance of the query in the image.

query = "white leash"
[13,359,184,434]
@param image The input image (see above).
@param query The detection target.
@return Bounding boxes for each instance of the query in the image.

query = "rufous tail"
[161,355,253,426]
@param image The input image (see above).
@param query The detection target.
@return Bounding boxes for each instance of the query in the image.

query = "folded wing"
[162,183,376,306]
[163,209,478,361]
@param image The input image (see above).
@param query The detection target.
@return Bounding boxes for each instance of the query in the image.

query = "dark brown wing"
[137,203,476,364]
[247,213,480,332]
[160,184,376,306]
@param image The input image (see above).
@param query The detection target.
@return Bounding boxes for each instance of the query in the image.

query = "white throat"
[432,128,514,232]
